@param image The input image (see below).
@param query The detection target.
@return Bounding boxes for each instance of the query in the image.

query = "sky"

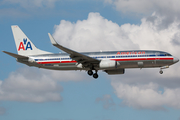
[1,0,180,120]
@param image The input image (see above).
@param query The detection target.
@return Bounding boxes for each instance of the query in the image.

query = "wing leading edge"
[48,33,100,67]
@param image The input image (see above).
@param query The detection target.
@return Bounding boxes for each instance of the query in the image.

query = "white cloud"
[111,82,180,110]
[109,68,180,110]
[104,0,180,16]
[53,12,180,53]
[0,67,63,102]
[104,0,180,30]
[0,64,88,102]
[53,12,139,52]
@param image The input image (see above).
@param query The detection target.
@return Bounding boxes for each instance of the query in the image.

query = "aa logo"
[18,38,32,51]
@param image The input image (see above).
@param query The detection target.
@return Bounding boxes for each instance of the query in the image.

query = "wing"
[48,33,100,67]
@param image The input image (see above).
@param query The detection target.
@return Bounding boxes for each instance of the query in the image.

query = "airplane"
[3,25,179,79]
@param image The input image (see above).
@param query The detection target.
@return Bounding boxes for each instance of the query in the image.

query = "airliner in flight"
[3,25,179,79]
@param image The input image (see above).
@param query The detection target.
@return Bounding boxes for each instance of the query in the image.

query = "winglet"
[48,33,74,54]
[48,33,58,45]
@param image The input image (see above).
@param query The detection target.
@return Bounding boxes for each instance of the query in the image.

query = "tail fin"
[11,25,51,56]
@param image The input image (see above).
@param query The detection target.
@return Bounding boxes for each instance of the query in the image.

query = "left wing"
[48,33,100,67]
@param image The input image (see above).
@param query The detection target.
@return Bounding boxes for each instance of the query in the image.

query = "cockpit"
[164,53,172,56]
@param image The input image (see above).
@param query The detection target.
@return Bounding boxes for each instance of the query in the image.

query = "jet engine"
[105,69,125,75]
[99,60,120,69]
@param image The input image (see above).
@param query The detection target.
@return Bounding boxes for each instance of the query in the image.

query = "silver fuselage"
[18,50,178,71]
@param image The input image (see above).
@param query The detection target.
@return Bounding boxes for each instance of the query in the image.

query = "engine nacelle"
[105,69,125,75]
[76,63,83,68]
[99,60,120,69]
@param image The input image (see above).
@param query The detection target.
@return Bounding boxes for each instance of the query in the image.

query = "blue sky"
[1,0,180,120]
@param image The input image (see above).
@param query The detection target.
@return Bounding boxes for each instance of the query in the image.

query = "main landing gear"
[87,70,98,79]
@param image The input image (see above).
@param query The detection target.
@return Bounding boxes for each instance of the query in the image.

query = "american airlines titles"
[117,51,145,55]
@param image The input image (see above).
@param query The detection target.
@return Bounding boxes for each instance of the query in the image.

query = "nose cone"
[173,57,179,63]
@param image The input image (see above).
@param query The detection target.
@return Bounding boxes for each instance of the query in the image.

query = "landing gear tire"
[159,70,163,74]
[87,70,93,76]
[93,73,98,79]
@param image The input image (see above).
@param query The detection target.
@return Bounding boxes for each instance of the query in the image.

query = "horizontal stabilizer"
[2,51,28,59]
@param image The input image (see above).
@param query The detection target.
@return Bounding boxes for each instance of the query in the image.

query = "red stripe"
[159,58,173,60]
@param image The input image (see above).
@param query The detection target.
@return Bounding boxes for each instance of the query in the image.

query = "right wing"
[48,33,100,67]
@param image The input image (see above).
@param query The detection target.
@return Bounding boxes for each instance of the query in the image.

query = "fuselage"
[21,50,178,71]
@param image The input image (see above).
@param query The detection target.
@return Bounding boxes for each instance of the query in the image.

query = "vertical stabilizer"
[11,25,51,56]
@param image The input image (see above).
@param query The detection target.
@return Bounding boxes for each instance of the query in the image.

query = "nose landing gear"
[159,66,169,74]
[159,70,163,74]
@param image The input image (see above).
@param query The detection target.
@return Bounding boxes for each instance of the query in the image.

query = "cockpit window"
[165,53,172,56]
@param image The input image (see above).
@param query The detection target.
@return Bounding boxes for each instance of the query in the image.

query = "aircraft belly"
[117,59,173,68]
[155,60,173,66]
[37,62,89,70]
[40,63,79,70]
